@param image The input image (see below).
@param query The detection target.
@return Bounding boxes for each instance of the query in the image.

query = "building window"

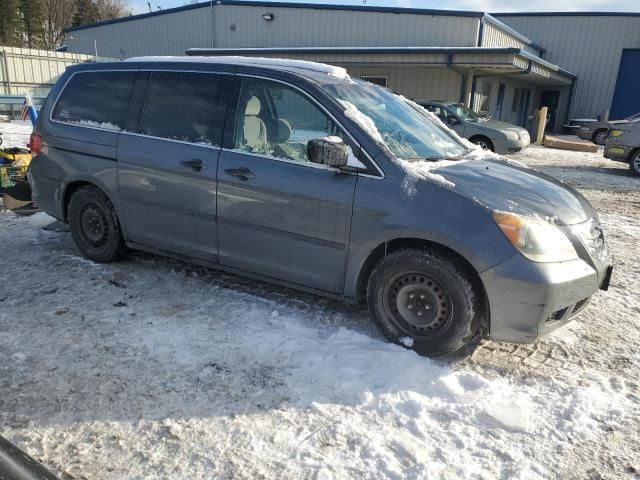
[360,76,388,88]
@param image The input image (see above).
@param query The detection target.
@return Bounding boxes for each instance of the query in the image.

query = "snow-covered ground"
[1,122,639,479]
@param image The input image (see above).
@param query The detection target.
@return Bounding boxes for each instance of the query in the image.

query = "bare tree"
[41,0,76,49]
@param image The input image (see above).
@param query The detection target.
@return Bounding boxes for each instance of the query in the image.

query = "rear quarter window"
[52,71,136,130]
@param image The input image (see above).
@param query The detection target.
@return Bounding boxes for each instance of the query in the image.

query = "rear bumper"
[27,166,64,221]
[576,130,593,141]
[480,253,612,343]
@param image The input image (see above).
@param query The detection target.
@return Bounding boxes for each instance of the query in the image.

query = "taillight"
[29,133,42,155]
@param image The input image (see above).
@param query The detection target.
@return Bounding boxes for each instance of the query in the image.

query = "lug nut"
[420,294,426,299]
[407,304,414,310]
[417,311,423,317]
[409,293,415,299]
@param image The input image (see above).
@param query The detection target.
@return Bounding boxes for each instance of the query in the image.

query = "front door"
[539,90,559,131]
[117,71,232,260]
[217,76,357,293]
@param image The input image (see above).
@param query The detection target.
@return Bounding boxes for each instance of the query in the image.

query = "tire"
[67,186,127,262]
[367,248,480,357]
[630,150,640,177]
[470,136,494,152]
[593,129,608,145]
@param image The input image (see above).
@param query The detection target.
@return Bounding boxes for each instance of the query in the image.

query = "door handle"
[224,167,256,181]
[180,158,206,172]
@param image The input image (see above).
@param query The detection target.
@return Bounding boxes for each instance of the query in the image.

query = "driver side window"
[233,77,345,163]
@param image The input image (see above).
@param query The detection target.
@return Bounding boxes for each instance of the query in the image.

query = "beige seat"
[243,96,268,149]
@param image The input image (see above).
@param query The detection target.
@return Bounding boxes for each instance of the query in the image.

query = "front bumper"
[493,134,531,155]
[603,145,631,163]
[480,222,612,343]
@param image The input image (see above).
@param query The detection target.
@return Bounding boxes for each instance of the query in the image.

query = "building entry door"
[540,90,560,131]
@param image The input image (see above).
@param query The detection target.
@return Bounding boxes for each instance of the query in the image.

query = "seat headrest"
[245,96,261,116]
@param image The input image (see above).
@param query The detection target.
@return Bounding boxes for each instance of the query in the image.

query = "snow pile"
[68,119,121,130]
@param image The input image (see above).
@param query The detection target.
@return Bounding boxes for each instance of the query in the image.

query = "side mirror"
[447,116,459,126]
[307,137,368,171]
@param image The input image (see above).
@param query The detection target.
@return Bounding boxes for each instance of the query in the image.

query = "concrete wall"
[495,13,640,121]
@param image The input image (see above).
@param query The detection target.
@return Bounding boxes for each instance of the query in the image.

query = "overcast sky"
[127,0,640,15]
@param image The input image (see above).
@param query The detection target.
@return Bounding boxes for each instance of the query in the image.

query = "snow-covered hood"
[433,159,595,225]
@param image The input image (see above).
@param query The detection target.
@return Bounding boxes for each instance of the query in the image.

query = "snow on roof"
[125,55,350,80]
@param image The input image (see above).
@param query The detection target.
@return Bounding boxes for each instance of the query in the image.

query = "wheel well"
[62,181,94,221]
[629,147,640,162]
[356,238,489,328]
[468,135,493,149]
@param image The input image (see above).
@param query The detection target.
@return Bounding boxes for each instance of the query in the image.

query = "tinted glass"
[141,72,230,146]
[234,77,344,163]
[53,71,135,130]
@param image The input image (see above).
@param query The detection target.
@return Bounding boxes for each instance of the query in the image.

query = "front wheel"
[367,249,481,356]
[630,150,640,177]
[470,136,494,152]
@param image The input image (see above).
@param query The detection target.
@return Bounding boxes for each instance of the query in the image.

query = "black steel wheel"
[367,248,481,356]
[383,271,452,336]
[68,186,127,262]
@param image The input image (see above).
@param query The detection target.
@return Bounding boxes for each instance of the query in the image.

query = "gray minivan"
[28,57,612,356]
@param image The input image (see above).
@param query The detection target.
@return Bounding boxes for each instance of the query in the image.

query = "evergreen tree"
[20,0,45,48]
[72,0,100,27]
[0,0,22,47]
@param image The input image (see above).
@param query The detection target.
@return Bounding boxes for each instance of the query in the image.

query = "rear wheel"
[367,248,480,356]
[470,136,494,152]
[630,150,640,177]
[593,129,608,145]
[68,186,127,262]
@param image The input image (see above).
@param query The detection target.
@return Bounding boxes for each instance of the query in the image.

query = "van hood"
[435,159,595,225]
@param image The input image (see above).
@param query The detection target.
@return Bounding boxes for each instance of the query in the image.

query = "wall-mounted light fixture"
[262,13,274,21]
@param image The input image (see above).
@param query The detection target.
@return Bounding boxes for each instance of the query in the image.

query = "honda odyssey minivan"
[28,56,613,356]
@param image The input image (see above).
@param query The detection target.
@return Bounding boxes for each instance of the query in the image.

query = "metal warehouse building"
[63,1,640,132]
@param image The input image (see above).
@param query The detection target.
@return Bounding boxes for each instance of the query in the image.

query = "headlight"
[504,130,519,141]
[611,129,624,137]
[492,211,578,263]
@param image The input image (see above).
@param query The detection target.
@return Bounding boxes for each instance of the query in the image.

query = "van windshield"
[323,80,468,160]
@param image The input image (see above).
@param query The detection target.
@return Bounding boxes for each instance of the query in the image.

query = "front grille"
[547,307,568,323]
[572,297,590,315]
[572,218,607,260]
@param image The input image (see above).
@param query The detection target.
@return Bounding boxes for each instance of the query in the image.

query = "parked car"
[28,57,612,356]
[604,120,640,176]
[419,101,530,154]
[577,112,640,145]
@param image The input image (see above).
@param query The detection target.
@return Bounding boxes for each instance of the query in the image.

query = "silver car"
[577,112,640,145]
[421,101,530,154]
[28,57,612,357]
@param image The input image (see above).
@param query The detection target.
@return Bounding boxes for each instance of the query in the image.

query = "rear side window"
[140,72,230,146]
[53,71,135,130]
